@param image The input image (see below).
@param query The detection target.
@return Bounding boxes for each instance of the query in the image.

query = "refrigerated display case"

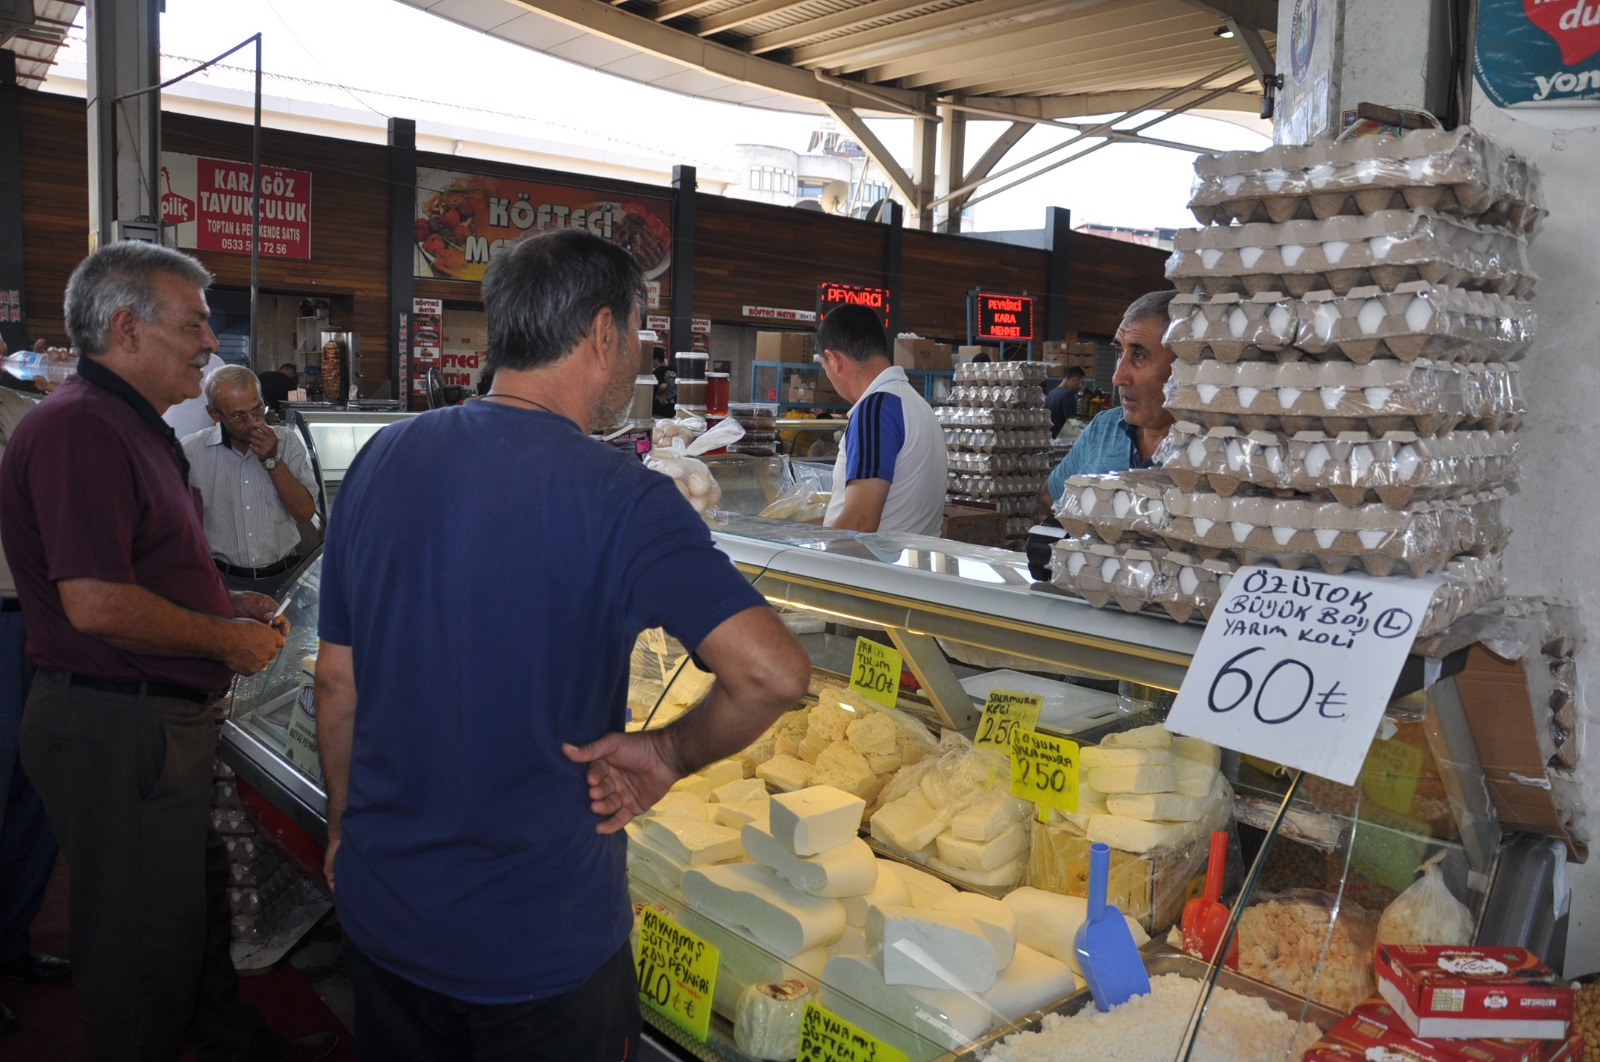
[220,514,1532,1062]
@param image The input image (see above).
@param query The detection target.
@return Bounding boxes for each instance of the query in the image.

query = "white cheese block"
[1173,734,1222,770]
[843,861,913,926]
[769,786,867,856]
[714,778,769,804]
[1174,758,1219,798]
[878,860,958,908]
[949,789,1029,842]
[755,754,812,792]
[810,742,881,801]
[1079,745,1175,770]
[1100,724,1173,750]
[820,954,993,1059]
[935,892,1018,970]
[673,773,717,800]
[982,944,1079,1025]
[926,855,1024,890]
[933,820,1026,872]
[675,907,811,1018]
[1086,764,1177,794]
[867,904,996,992]
[869,793,945,853]
[829,923,868,958]
[650,791,714,820]
[1001,886,1149,975]
[640,816,745,866]
[681,862,847,958]
[628,845,690,899]
[715,800,771,831]
[1086,813,1194,854]
[846,712,898,756]
[700,758,746,787]
[1105,790,1207,822]
[734,980,812,1062]
[741,824,879,898]
[797,731,832,764]
[918,770,959,809]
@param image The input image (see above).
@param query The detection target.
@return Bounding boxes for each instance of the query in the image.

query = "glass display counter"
[220,515,1524,1062]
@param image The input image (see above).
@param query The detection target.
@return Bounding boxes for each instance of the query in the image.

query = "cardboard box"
[757,331,816,363]
[893,337,953,371]
[1307,998,1549,1062]
[940,503,1007,547]
[1375,945,1572,1041]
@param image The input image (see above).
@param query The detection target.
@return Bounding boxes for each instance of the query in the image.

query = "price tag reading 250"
[974,690,1043,756]
[1009,730,1079,813]
[849,637,901,709]
[635,908,718,1042]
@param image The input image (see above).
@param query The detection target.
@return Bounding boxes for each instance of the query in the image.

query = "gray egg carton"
[1155,485,1509,577]
[1164,358,1524,435]
[1165,209,1536,299]
[936,407,1052,430]
[953,361,1051,386]
[947,450,1056,475]
[1188,127,1544,235]
[1162,422,1520,508]
[947,385,1046,409]
[946,471,1041,497]
[1164,285,1535,365]
[942,427,1054,452]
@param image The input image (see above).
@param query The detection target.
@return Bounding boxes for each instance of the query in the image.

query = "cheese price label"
[635,908,718,1043]
[797,1001,909,1062]
[1010,729,1079,814]
[848,637,901,709]
[973,690,1043,756]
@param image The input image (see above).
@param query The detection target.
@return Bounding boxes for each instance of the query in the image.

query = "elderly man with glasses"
[182,364,318,593]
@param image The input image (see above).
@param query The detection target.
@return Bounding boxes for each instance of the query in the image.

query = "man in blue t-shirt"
[314,230,810,1062]
[1040,291,1180,516]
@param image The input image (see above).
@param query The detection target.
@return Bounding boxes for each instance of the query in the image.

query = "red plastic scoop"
[1181,830,1238,968]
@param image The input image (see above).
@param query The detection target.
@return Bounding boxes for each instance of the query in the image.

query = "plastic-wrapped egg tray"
[936,407,1051,430]
[953,361,1051,386]
[947,472,1043,497]
[1164,358,1523,435]
[1166,209,1535,299]
[1162,422,1520,508]
[947,450,1056,475]
[1050,534,1503,635]
[943,427,1053,452]
[1157,486,1508,577]
[1053,471,1173,543]
[950,493,1036,516]
[948,385,1046,409]
[1164,285,1534,365]
[1188,127,1544,234]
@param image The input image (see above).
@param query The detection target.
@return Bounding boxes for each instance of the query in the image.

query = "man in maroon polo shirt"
[0,242,334,1062]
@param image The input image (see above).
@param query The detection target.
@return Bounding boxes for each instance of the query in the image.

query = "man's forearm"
[58,577,238,660]
[314,642,357,841]
[269,463,317,522]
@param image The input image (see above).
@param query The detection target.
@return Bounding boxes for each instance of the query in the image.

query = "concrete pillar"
[86,0,162,247]
[910,115,937,231]
[935,103,966,233]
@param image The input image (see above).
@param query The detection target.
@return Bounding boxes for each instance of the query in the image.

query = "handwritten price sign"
[1168,566,1437,786]
[1010,729,1079,814]
[974,690,1043,756]
[635,908,718,1042]
[849,637,902,709]
[797,1001,909,1062]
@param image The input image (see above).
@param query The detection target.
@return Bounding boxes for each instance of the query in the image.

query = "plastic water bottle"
[3,350,77,383]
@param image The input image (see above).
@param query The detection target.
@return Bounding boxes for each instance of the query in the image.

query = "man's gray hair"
[205,364,261,408]
[1122,289,1178,327]
[64,241,213,357]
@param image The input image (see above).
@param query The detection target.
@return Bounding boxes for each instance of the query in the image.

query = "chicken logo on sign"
[161,167,195,225]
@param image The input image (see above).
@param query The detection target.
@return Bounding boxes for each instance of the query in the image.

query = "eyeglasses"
[222,403,267,426]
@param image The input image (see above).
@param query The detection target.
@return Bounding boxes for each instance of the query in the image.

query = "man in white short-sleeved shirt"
[818,304,947,537]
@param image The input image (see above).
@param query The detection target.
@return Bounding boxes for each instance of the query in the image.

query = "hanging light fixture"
[1214,25,1236,38]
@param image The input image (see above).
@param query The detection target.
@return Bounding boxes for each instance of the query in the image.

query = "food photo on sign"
[413,168,672,293]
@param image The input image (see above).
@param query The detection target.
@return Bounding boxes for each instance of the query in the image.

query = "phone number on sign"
[217,238,292,255]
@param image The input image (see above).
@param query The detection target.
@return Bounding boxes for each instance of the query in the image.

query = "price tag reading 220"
[1009,730,1079,814]
[635,908,718,1043]
[973,690,1043,756]
[849,637,901,709]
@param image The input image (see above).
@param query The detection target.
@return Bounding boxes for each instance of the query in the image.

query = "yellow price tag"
[848,637,901,709]
[798,1001,910,1062]
[1010,729,1079,815]
[635,908,719,1043]
[973,690,1043,756]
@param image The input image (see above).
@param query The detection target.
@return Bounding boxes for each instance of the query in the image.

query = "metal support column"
[882,200,903,336]
[934,102,965,233]
[670,165,697,357]
[1044,206,1072,343]
[387,118,416,404]
[1415,680,1502,891]
[885,629,979,731]
[0,51,26,352]
[86,0,161,247]
[910,115,937,231]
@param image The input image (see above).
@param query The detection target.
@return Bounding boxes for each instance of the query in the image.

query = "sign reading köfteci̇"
[817,282,890,325]
[634,908,718,1043]
[973,291,1035,341]
[1166,566,1439,786]
[798,1001,909,1062]
[160,153,312,259]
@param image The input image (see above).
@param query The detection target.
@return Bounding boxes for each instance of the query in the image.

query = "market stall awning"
[2,0,81,89]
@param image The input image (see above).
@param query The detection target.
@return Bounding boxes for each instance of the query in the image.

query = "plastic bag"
[759,478,827,523]
[1376,853,1473,946]
[1235,889,1377,1012]
[644,417,746,513]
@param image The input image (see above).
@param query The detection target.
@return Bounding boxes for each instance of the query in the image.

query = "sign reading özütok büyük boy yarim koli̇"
[160,152,313,260]
[1166,566,1440,786]
[413,168,673,291]
[1475,0,1600,107]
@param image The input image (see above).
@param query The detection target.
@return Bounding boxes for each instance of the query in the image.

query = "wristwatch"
[261,453,280,471]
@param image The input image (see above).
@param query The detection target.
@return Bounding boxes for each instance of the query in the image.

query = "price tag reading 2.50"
[973,690,1043,756]
[1009,730,1079,814]
[849,637,901,709]
[635,908,719,1043]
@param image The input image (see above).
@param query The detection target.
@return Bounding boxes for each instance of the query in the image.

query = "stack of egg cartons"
[942,361,1054,546]
[1051,127,1541,633]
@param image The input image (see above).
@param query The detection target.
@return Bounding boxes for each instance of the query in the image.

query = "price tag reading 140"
[635,908,718,1043]
[973,690,1043,756]
[1010,729,1079,815]
[848,637,901,709]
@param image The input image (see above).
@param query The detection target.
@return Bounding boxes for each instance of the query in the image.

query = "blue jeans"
[0,608,56,960]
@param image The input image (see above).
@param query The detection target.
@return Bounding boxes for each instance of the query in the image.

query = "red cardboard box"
[1305,997,1565,1062]
[1375,945,1572,1041]
[1539,1035,1585,1062]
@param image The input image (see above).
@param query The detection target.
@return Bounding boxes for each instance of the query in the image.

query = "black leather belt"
[215,553,300,580]
[0,598,20,613]
[41,669,225,706]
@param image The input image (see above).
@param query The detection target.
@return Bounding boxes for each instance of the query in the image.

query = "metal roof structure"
[394,0,1279,228]
[2,0,81,88]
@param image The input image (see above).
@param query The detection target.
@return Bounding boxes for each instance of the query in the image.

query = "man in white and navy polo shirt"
[818,304,948,536]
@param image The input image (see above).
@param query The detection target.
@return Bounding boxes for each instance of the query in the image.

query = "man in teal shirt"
[1041,291,1179,514]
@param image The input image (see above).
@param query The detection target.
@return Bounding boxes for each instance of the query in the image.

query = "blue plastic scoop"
[1074,841,1151,1011]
